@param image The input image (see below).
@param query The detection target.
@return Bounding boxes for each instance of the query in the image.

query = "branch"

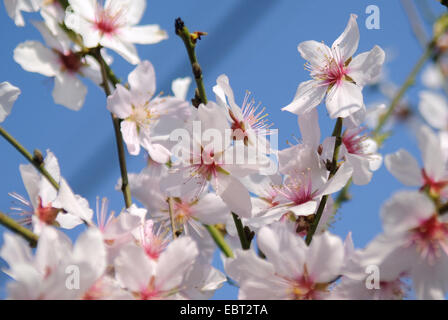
[0,211,38,248]
[0,126,59,190]
[90,47,132,209]
[204,224,234,258]
[232,212,251,250]
[175,17,208,107]
[306,117,343,245]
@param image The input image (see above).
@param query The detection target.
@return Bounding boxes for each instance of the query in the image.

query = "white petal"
[100,36,140,65]
[52,73,87,110]
[326,81,363,118]
[418,91,448,130]
[19,164,40,209]
[0,82,20,122]
[172,77,192,101]
[298,108,320,148]
[331,14,359,61]
[384,149,422,186]
[67,0,96,20]
[156,237,199,291]
[289,201,318,216]
[319,161,353,195]
[143,141,171,164]
[0,233,33,277]
[56,178,93,223]
[346,153,373,185]
[297,40,330,67]
[120,25,168,44]
[282,80,326,115]
[417,125,445,181]
[307,232,344,283]
[14,41,58,77]
[224,249,275,284]
[121,120,141,156]
[214,174,252,218]
[380,191,434,235]
[193,193,230,225]
[348,46,385,87]
[106,84,133,119]
[128,60,156,101]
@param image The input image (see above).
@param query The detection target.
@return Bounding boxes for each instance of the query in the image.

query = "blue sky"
[0,0,445,299]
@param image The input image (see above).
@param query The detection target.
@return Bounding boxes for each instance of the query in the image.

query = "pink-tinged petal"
[14,41,59,77]
[348,46,385,87]
[0,233,33,277]
[172,77,192,101]
[326,81,363,118]
[298,108,320,148]
[115,244,155,292]
[419,91,448,130]
[56,178,94,223]
[307,232,344,283]
[346,153,373,185]
[412,256,448,300]
[193,193,230,225]
[198,101,231,140]
[380,191,434,235]
[298,40,330,67]
[121,120,141,156]
[120,25,168,44]
[144,141,171,164]
[417,125,445,181]
[113,0,145,25]
[7,265,42,299]
[331,14,359,61]
[102,211,141,240]
[52,73,87,111]
[257,222,307,277]
[19,164,40,209]
[34,226,72,273]
[72,228,106,280]
[319,161,353,196]
[385,149,422,186]
[64,11,101,48]
[282,80,326,115]
[0,82,20,123]
[289,201,318,216]
[238,278,289,300]
[156,237,199,291]
[224,249,275,284]
[67,0,96,20]
[128,60,156,101]
[214,174,252,218]
[106,84,133,118]
[100,36,140,65]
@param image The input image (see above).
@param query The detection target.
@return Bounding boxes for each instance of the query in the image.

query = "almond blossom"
[107,60,190,162]
[282,14,385,118]
[225,222,344,300]
[360,191,448,299]
[13,20,103,110]
[4,0,40,26]
[64,0,168,64]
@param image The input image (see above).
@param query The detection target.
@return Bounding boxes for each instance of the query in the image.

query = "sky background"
[0,0,445,299]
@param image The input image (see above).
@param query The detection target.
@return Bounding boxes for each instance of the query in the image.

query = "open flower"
[225,222,344,300]
[14,21,103,110]
[65,0,167,64]
[282,14,385,118]
[107,60,190,162]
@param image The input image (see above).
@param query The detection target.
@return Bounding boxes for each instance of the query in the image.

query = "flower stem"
[175,17,208,106]
[204,224,234,258]
[306,117,343,245]
[91,47,132,209]
[0,126,59,190]
[0,211,38,248]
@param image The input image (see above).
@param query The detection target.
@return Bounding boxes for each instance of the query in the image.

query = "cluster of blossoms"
[1,0,448,300]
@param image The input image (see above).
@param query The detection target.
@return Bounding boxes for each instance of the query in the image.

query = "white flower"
[114,236,199,300]
[10,150,89,234]
[0,226,107,299]
[65,0,168,64]
[282,14,385,118]
[13,21,103,110]
[225,222,344,300]
[0,81,21,122]
[360,191,448,299]
[107,60,190,162]
[4,0,40,26]
[385,125,448,197]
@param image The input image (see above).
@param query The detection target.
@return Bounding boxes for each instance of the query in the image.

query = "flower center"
[288,265,328,300]
[408,214,448,264]
[342,128,367,155]
[94,6,124,35]
[275,171,314,206]
[421,169,448,196]
[35,197,59,225]
[307,48,350,88]
[58,51,82,74]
